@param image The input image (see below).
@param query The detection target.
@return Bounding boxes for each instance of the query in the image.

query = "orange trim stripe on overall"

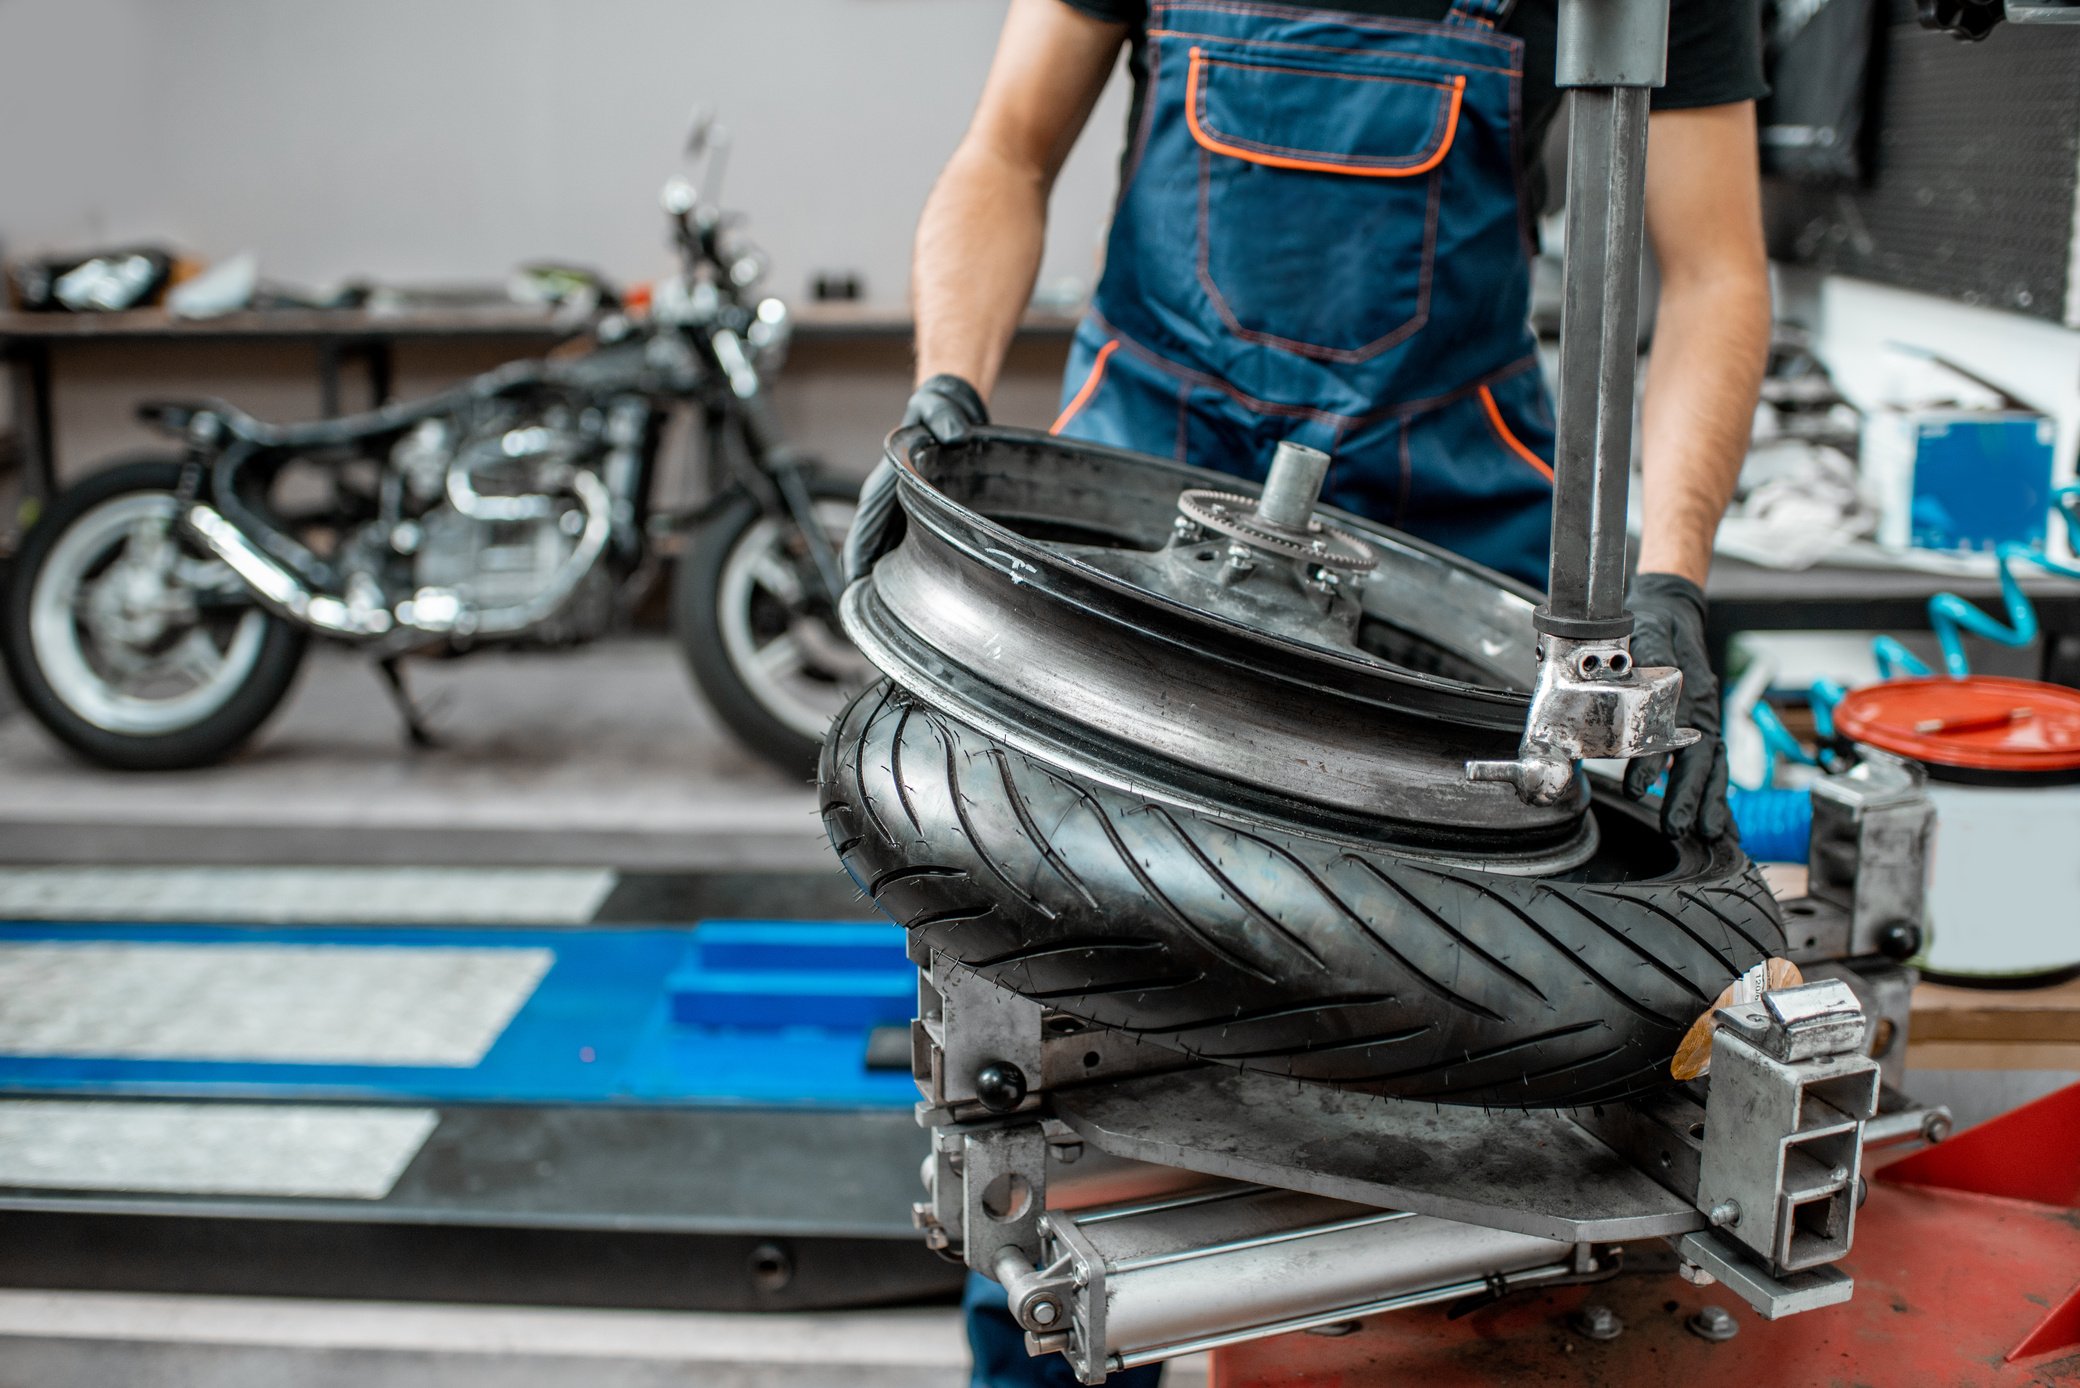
[1478,385,1554,483]
[1185,48,1465,178]
[1050,339,1120,435]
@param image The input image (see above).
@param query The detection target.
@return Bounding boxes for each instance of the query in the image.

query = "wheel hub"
[88,563,182,650]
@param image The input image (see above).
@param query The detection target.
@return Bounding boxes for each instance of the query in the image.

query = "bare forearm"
[1634,102,1770,590]
[910,0,1121,400]
[1634,273,1769,586]
[912,142,1050,400]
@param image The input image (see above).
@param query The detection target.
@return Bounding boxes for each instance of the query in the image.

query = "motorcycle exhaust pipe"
[183,503,397,639]
[184,468,612,644]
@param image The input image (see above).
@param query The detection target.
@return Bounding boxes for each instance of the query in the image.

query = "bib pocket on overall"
[1188,44,1467,364]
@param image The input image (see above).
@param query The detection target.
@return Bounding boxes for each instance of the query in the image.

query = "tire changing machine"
[902,0,2080,1380]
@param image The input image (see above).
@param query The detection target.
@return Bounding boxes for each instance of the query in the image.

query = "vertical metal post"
[1256,441,1331,530]
[1468,0,1681,803]
[317,340,344,419]
[1540,0,1669,641]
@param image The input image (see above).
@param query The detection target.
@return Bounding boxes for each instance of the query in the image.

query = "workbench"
[0,306,579,508]
[0,303,1081,513]
[1707,553,2080,684]
[1911,974,2080,1073]
[8,308,2074,685]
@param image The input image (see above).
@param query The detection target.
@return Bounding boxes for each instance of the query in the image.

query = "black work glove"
[1622,573,1733,842]
[904,373,988,445]
[842,375,989,585]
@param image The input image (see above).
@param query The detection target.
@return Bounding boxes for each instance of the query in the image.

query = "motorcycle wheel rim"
[852,427,1589,863]
[29,491,268,736]
[716,498,869,741]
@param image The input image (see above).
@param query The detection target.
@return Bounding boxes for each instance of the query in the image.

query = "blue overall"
[1054,0,1556,588]
[970,6,1549,1381]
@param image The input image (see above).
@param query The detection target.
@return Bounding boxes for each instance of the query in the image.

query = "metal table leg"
[5,341,57,510]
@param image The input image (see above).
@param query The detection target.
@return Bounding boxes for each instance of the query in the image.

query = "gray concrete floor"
[0,1292,1211,1388]
[0,1293,972,1388]
[0,639,833,870]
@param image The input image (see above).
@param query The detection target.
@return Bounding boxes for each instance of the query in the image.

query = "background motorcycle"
[1,121,867,775]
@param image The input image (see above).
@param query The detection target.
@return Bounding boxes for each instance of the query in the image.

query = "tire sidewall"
[2,458,309,770]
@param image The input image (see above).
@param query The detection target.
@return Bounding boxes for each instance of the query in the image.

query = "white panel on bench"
[0,1101,438,1198]
[0,943,552,1066]
[0,866,614,925]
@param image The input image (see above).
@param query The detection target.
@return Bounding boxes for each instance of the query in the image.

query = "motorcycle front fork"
[702,403,848,610]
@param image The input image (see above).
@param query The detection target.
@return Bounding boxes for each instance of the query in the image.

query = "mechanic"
[864,1,1769,1381]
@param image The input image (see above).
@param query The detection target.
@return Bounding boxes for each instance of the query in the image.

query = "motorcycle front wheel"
[673,477,870,777]
[2,460,308,770]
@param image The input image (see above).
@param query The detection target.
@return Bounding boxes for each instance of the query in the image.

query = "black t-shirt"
[1061,0,1766,209]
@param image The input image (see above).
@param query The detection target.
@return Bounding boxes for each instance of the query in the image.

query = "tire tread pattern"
[821,680,1783,1108]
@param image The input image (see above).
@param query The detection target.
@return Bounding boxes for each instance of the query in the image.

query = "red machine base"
[1212,1083,2080,1387]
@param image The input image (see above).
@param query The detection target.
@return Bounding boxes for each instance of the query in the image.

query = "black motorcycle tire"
[1,460,309,771]
[822,679,1784,1110]
[675,477,861,778]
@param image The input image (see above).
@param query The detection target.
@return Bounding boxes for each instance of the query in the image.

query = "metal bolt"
[748,1241,795,1294]
[1051,1140,1085,1165]
[1922,1112,1953,1144]
[1677,1261,1718,1287]
[974,1061,1028,1113]
[1030,1298,1060,1327]
[1877,922,1924,961]
[1708,1199,1741,1228]
[1688,1305,1739,1342]
[1218,542,1257,588]
[1571,1304,1623,1341]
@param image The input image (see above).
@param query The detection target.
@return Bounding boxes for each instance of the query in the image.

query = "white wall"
[0,0,1129,309]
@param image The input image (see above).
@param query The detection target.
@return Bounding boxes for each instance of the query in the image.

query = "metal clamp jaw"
[1467,630,1697,805]
[1676,978,1880,1315]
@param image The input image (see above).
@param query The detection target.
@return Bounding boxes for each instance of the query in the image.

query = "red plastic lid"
[1832,675,2080,774]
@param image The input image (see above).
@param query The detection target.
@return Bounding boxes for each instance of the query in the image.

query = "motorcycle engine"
[359,414,614,646]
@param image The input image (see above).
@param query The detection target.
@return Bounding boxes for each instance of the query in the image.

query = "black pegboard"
[1765,12,2080,324]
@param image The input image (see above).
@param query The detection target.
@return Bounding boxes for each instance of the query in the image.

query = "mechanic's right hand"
[903,373,989,444]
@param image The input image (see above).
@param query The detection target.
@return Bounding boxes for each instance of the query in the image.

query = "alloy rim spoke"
[748,550,804,605]
[162,629,225,689]
[753,630,807,683]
